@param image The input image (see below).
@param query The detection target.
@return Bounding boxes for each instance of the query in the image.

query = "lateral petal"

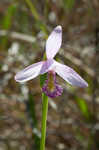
[15,61,44,83]
[46,25,62,59]
[53,60,88,87]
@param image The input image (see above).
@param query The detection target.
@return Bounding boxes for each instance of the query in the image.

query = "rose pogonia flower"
[15,26,88,98]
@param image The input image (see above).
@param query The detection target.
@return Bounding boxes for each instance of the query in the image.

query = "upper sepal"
[46,25,62,59]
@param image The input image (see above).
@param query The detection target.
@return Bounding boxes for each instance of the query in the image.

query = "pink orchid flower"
[15,26,88,98]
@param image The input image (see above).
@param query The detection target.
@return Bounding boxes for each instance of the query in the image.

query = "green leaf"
[1,4,17,48]
[2,4,17,29]
[24,0,48,36]
[25,0,40,21]
[75,96,91,121]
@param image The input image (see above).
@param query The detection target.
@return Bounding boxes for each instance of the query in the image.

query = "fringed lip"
[42,71,63,98]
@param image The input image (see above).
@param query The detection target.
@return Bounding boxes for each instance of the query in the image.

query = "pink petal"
[15,61,44,83]
[40,59,54,74]
[46,25,62,59]
[53,60,88,87]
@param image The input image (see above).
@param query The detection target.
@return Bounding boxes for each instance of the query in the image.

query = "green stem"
[40,93,48,150]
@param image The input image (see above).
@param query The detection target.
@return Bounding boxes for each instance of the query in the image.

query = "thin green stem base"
[40,93,48,150]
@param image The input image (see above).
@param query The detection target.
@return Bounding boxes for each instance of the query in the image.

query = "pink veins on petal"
[15,25,88,97]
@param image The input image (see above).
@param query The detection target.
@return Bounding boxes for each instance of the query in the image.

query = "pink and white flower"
[15,26,88,98]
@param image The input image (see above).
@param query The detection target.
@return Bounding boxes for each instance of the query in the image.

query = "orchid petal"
[40,59,54,74]
[15,61,44,83]
[46,25,62,59]
[53,60,88,87]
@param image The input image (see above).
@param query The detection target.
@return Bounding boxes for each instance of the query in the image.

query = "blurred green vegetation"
[0,0,99,150]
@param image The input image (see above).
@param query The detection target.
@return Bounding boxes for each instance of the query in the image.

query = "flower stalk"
[40,93,48,150]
